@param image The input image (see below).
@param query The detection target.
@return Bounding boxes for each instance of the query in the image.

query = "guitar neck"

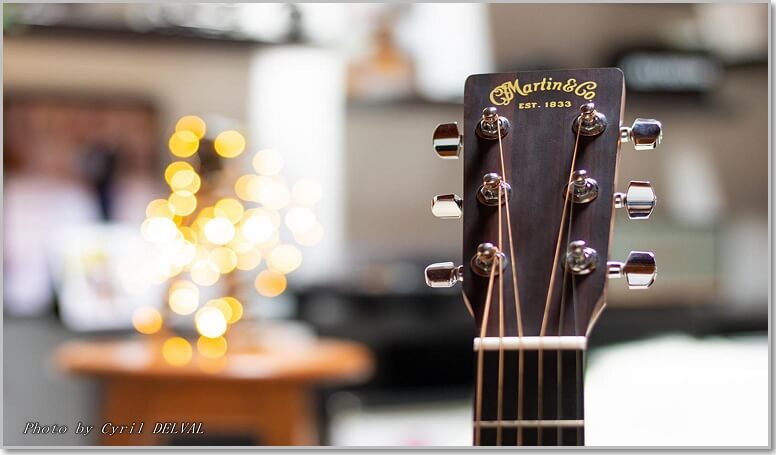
[473,345,585,446]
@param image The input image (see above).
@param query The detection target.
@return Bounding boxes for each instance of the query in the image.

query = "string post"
[478,172,512,206]
[477,107,510,140]
[572,102,607,137]
[471,242,507,277]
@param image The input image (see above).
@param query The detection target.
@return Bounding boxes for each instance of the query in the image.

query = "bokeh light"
[146,199,174,219]
[169,169,201,194]
[168,192,197,216]
[162,337,193,367]
[235,248,262,271]
[132,306,163,335]
[292,178,323,206]
[268,244,303,273]
[190,260,220,286]
[214,130,246,158]
[252,149,284,175]
[165,161,195,186]
[195,306,228,338]
[214,198,244,224]
[221,297,244,323]
[168,280,200,315]
[176,115,207,139]
[141,217,179,244]
[204,217,235,245]
[205,298,234,322]
[168,130,199,158]
[197,336,227,359]
[255,270,287,297]
[285,207,317,234]
[294,222,324,246]
[210,247,238,274]
[242,212,276,243]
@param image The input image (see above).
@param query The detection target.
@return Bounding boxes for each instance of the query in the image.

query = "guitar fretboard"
[474,348,584,446]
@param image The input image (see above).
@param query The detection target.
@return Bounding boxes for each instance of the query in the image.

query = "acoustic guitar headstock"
[425,68,661,339]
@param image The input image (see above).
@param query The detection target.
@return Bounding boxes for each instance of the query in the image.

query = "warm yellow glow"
[141,217,179,244]
[236,248,262,271]
[205,298,233,322]
[146,199,174,218]
[252,149,284,175]
[195,306,228,338]
[165,161,194,186]
[210,247,238,274]
[176,115,207,139]
[214,198,244,224]
[204,217,236,245]
[179,226,198,244]
[190,260,220,286]
[241,213,276,243]
[285,207,317,234]
[255,231,280,252]
[255,270,287,297]
[132,306,163,335]
[197,206,215,222]
[169,169,201,194]
[168,280,200,315]
[234,174,259,201]
[168,130,199,158]
[221,297,244,323]
[292,178,323,206]
[294,222,324,246]
[197,336,227,359]
[214,130,246,158]
[268,244,303,274]
[162,337,192,367]
[168,192,197,216]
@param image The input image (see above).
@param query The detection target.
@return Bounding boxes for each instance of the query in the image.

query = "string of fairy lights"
[131,115,323,366]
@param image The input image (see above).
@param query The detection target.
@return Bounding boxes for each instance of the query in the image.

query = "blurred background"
[3,3,769,447]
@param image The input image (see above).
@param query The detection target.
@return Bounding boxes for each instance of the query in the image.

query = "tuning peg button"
[433,123,463,159]
[607,251,657,289]
[620,118,662,150]
[614,181,656,219]
[431,194,463,219]
[425,262,463,288]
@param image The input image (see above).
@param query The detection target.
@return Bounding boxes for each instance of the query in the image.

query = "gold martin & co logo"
[489,77,597,106]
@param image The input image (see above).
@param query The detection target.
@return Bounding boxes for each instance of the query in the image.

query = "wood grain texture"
[463,68,625,339]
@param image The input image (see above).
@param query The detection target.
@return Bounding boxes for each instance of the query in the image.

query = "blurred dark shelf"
[4,23,274,48]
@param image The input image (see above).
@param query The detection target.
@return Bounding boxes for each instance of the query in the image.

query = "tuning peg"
[614,181,656,219]
[425,262,463,288]
[431,194,463,219]
[607,251,657,289]
[620,118,662,150]
[433,123,463,159]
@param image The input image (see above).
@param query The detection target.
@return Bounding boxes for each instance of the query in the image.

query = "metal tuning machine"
[572,102,607,136]
[477,172,511,206]
[614,181,656,220]
[607,251,657,289]
[433,123,463,159]
[475,107,509,140]
[620,118,663,150]
[431,194,463,219]
[425,262,463,288]
[471,242,507,277]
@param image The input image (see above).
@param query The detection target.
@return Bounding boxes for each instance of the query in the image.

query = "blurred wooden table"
[55,337,373,446]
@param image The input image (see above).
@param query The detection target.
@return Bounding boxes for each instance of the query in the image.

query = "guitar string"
[495,113,525,445]
[540,114,583,336]
[538,112,584,446]
[474,257,498,446]
[555,200,576,446]
[496,185,505,445]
